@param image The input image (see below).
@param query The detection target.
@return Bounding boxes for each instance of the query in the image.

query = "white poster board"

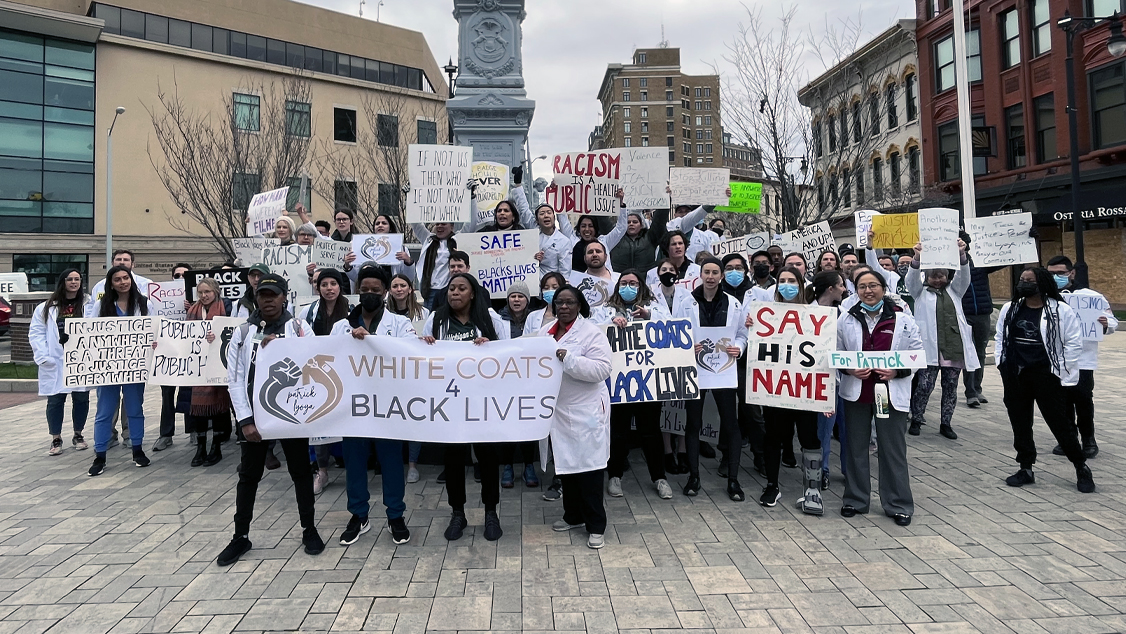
[1066,292,1112,342]
[965,212,1037,266]
[710,233,770,260]
[150,316,241,386]
[407,144,473,223]
[62,317,155,389]
[569,272,618,308]
[472,161,510,220]
[855,209,879,249]
[0,272,28,300]
[148,279,187,320]
[693,325,740,389]
[461,230,540,298]
[246,187,289,236]
[919,207,961,269]
[261,244,313,305]
[620,147,671,209]
[350,234,404,266]
[604,319,698,403]
[745,302,837,411]
[233,236,280,267]
[659,400,720,442]
[312,241,351,271]
[776,221,835,265]
[548,151,620,215]
[669,168,730,206]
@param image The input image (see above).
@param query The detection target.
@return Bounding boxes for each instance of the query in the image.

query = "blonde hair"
[195,277,221,300]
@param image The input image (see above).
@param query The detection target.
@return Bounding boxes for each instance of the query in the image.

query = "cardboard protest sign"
[855,210,879,249]
[717,182,763,213]
[261,244,314,305]
[148,279,187,320]
[776,221,835,265]
[184,269,249,303]
[246,187,289,236]
[829,350,927,370]
[603,318,698,403]
[569,272,617,308]
[407,144,473,223]
[669,168,730,206]
[870,213,919,249]
[548,150,620,215]
[150,316,241,386]
[471,161,510,221]
[63,317,155,388]
[694,325,740,389]
[312,241,351,271]
[233,236,279,266]
[659,400,721,442]
[919,208,961,269]
[461,230,540,298]
[0,272,28,300]
[710,233,770,260]
[252,334,564,443]
[620,147,671,209]
[965,212,1037,266]
[745,302,837,410]
[1066,292,1112,341]
[350,234,404,266]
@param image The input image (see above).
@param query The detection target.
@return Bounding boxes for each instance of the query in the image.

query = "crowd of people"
[27,166,1115,564]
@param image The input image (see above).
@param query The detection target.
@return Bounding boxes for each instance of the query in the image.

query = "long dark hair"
[98,265,148,317]
[313,269,349,336]
[552,285,591,319]
[811,270,843,301]
[607,269,655,311]
[374,213,398,233]
[430,273,498,340]
[490,200,522,230]
[42,267,85,319]
[1000,267,1067,373]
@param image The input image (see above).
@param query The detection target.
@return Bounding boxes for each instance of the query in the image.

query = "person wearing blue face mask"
[721,253,767,477]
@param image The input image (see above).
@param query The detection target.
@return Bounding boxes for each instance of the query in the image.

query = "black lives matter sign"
[185,269,249,302]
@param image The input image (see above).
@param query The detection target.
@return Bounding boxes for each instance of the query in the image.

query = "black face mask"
[753,264,771,278]
[712,227,724,236]
[1015,281,1039,298]
[659,271,678,287]
[360,292,384,312]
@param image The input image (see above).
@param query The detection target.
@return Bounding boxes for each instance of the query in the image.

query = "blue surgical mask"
[1054,274,1070,290]
[542,289,555,305]
[778,283,800,300]
[862,299,885,312]
[618,285,638,302]
[724,270,745,287]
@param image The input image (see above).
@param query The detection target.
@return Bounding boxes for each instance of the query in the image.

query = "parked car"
[0,296,10,336]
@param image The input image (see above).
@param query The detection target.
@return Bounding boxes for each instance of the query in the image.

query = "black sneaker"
[473,463,482,483]
[717,461,728,479]
[682,475,700,496]
[759,484,781,507]
[132,447,151,468]
[1052,444,1066,456]
[88,454,106,477]
[698,443,716,459]
[1083,439,1099,459]
[820,472,830,491]
[388,517,410,545]
[1076,464,1095,493]
[444,511,467,541]
[1006,469,1035,487]
[727,480,745,502]
[436,469,447,484]
[908,421,922,436]
[939,425,958,440]
[303,527,325,555]
[483,511,502,541]
[340,515,370,545]
[543,477,562,501]
[216,535,251,566]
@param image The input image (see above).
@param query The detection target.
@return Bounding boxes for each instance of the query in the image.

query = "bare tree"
[147,74,315,261]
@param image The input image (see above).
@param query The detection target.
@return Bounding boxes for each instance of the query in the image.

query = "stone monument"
[448,0,535,192]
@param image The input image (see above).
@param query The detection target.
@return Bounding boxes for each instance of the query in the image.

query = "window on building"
[852,101,862,142]
[887,84,898,128]
[829,172,839,206]
[623,91,630,101]
[624,122,632,133]
[695,116,703,125]
[928,0,944,18]
[872,158,883,199]
[377,114,398,147]
[870,93,881,135]
[334,107,356,143]
[813,121,823,157]
[906,74,918,121]
[908,146,921,192]
[119,8,144,38]
[695,129,703,139]
[889,152,902,195]
[840,108,849,146]
[285,100,311,137]
[704,101,712,110]
[1031,0,1051,56]
[968,29,983,81]
[695,87,702,97]
[938,118,988,180]
[705,143,713,153]
[704,115,712,125]
[144,14,167,42]
[623,106,630,118]
[667,136,675,147]
[1091,63,1126,148]
[642,137,650,146]
[706,156,713,163]
[684,142,691,153]
[1002,10,1021,69]
[856,164,865,202]
[936,37,954,91]
[14,254,88,291]
[666,76,673,86]
[1034,93,1058,162]
[666,106,674,116]
[666,121,674,132]
[417,119,438,144]
[334,180,357,212]
[638,52,646,63]
[170,20,191,48]
[377,183,399,216]
[1006,103,1027,168]
[696,143,704,153]
[642,122,649,132]
[233,93,260,132]
[704,129,712,139]
[286,176,312,211]
[828,114,837,152]
[639,77,647,87]
[842,168,851,207]
[232,172,260,210]
[641,107,648,118]
[704,87,711,97]
[640,91,647,101]
[625,137,632,147]
[694,100,702,110]
[622,78,630,88]
[1089,0,1123,15]
[685,157,692,166]
[192,23,213,52]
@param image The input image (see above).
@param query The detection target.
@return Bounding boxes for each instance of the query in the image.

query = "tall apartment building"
[594,47,722,167]
[722,132,763,181]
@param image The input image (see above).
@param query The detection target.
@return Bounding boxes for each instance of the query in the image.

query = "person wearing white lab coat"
[85,250,152,319]
[540,285,613,550]
[525,272,568,337]
[30,268,90,455]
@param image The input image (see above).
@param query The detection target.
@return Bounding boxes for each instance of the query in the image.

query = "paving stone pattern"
[1,338,1124,633]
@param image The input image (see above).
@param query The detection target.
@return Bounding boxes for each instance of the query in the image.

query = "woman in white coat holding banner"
[30,268,90,455]
[540,285,613,550]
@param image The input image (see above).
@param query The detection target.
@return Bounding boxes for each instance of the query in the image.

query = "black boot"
[191,435,207,467]
[204,436,222,466]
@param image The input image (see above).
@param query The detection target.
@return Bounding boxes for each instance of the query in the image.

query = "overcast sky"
[302,0,912,171]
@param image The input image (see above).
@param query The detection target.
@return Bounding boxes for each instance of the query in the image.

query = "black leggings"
[763,406,820,485]
[444,443,501,512]
[609,401,665,481]
[685,389,741,479]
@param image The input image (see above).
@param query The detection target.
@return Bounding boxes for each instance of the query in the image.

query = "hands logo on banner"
[576,277,608,307]
[219,326,236,370]
[359,236,393,263]
[696,337,735,374]
[259,355,344,425]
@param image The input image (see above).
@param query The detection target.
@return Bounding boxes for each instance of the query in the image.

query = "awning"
[1040,181,1126,222]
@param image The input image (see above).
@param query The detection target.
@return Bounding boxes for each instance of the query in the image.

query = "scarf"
[187,299,231,416]
[421,234,456,295]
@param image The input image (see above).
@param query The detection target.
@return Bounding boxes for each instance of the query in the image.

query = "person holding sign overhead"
[30,268,90,456]
[556,188,629,274]
[409,179,477,309]
[510,174,573,277]
[836,269,923,525]
[370,214,415,281]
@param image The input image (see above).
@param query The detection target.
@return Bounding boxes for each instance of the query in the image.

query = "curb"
[0,380,38,393]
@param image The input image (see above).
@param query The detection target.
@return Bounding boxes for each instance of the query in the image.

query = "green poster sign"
[716,182,762,213]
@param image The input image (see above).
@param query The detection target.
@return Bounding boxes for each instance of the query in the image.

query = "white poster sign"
[604,318,698,403]
[407,144,473,223]
[1066,293,1112,342]
[351,234,404,266]
[745,302,837,410]
[569,272,618,308]
[549,151,620,216]
[150,316,241,386]
[669,168,730,206]
[461,230,540,298]
[0,272,28,300]
[261,245,313,305]
[919,207,961,269]
[710,233,770,260]
[777,221,834,265]
[233,236,280,267]
[965,212,1037,266]
[148,279,187,320]
[659,400,721,442]
[693,325,739,389]
[63,317,155,389]
[251,335,565,442]
[472,161,510,219]
[620,147,671,209]
[312,241,351,271]
[855,209,879,249]
[829,350,928,370]
[246,187,289,236]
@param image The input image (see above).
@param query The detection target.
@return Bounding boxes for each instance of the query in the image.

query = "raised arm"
[511,185,536,230]
[601,206,630,253]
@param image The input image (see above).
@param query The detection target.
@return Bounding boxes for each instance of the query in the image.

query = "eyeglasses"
[856,283,883,291]
[619,282,639,289]
[555,299,578,307]
[334,217,350,223]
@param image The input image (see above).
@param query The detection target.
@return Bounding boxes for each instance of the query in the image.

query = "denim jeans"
[94,384,146,452]
[46,391,89,436]
[817,395,846,477]
[408,441,422,463]
[342,438,406,520]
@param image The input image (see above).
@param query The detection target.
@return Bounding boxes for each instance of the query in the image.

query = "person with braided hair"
[995,267,1094,493]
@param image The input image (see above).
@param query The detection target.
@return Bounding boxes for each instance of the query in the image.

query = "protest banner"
[855,210,879,248]
[184,269,249,302]
[569,272,617,308]
[620,147,670,209]
[716,182,763,213]
[312,241,351,271]
[233,236,279,266]
[406,144,473,223]
[350,233,404,266]
[659,400,721,443]
[965,212,1037,266]
[0,272,28,300]
[246,187,289,236]
[776,221,835,265]
[745,302,837,410]
[919,207,961,269]
[669,168,730,206]
[471,161,510,221]
[548,150,620,215]
[603,318,698,403]
[63,317,155,388]
[694,325,740,389]
[829,350,928,370]
[1066,293,1112,341]
[148,279,187,320]
[251,334,564,443]
[461,230,540,298]
[870,213,919,249]
[261,244,314,305]
[150,316,242,386]
[710,233,770,260]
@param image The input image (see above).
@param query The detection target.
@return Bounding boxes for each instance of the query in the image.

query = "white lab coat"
[329,311,416,338]
[228,316,309,424]
[511,186,573,278]
[645,262,701,289]
[537,316,613,475]
[837,306,924,412]
[1061,288,1118,370]
[995,298,1082,386]
[525,308,550,335]
[29,301,90,397]
[905,261,980,372]
[649,284,694,317]
[672,290,749,354]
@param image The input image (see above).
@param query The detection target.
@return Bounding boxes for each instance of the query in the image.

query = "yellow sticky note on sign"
[870,213,920,249]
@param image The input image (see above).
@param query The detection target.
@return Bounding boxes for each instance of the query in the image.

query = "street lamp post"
[1057,11,1126,288]
[105,106,125,270]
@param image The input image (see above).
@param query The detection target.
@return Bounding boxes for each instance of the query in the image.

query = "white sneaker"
[406,467,420,484]
[587,533,605,549]
[552,519,584,532]
[655,479,673,500]
[607,477,623,497]
[313,470,328,495]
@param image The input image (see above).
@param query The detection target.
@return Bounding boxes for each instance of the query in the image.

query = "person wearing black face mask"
[748,250,776,303]
[330,266,416,547]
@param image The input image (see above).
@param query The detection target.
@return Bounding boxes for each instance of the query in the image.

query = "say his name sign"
[745,302,837,410]
[150,316,242,386]
[603,318,699,404]
[350,234,404,266]
[548,151,620,215]
[1066,293,1112,341]
[965,212,1037,266]
[251,334,565,443]
[669,167,730,206]
[63,317,155,388]
[829,350,927,370]
[407,144,473,223]
[246,187,289,236]
[461,230,540,298]
[148,279,187,320]
[184,269,249,302]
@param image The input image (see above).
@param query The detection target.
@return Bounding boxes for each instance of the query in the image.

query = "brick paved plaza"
[1,339,1123,634]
